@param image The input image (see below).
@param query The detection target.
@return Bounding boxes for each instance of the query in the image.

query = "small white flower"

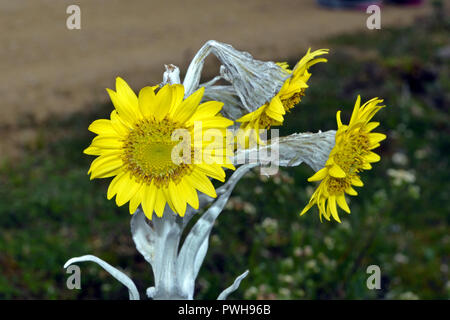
[304,245,313,257]
[394,253,409,264]
[324,237,335,250]
[261,217,278,233]
[392,152,408,166]
[398,291,419,300]
[387,168,416,186]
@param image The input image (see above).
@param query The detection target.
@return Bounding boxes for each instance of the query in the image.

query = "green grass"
[0,12,449,299]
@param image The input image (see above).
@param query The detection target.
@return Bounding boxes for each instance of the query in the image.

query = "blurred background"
[0,0,448,299]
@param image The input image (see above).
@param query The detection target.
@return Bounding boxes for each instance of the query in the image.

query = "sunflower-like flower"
[300,96,386,222]
[236,49,329,145]
[84,77,234,219]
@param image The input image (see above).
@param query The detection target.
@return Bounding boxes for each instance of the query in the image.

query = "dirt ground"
[0,0,431,158]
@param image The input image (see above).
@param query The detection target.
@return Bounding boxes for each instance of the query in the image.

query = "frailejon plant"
[64,40,386,300]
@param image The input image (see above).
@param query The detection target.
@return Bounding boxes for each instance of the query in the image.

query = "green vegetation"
[0,11,448,299]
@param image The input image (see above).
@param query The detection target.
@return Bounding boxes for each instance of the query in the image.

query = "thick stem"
[150,212,189,299]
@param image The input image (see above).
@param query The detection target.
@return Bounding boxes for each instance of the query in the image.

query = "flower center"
[281,91,304,113]
[334,131,370,174]
[326,177,350,195]
[122,118,192,187]
[258,112,280,130]
[259,91,306,130]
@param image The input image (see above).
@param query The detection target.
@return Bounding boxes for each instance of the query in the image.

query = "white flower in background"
[392,152,408,166]
[387,168,416,186]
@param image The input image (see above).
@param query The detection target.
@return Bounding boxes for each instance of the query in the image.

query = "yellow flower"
[236,48,329,145]
[84,77,234,219]
[300,96,386,222]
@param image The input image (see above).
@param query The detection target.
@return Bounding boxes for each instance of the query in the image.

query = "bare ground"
[0,0,431,158]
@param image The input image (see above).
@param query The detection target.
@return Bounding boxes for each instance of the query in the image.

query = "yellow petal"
[269,96,286,115]
[186,170,217,198]
[154,188,166,218]
[84,146,102,155]
[236,105,266,123]
[197,117,234,129]
[328,195,341,223]
[196,164,226,182]
[138,86,157,118]
[279,79,308,98]
[115,77,140,117]
[141,183,157,220]
[329,165,346,178]
[107,171,127,200]
[168,84,186,116]
[319,197,329,221]
[196,101,223,116]
[106,88,135,126]
[129,191,142,215]
[90,136,123,150]
[365,152,381,163]
[336,111,343,128]
[265,108,284,122]
[115,176,142,207]
[187,101,224,125]
[162,186,177,213]
[300,200,315,216]
[351,176,364,187]
[345,186,358,196]
[365,122,380,132]
[168,182,187,216]
[221,161,235,171]
[174,88,205,124]
[369,133,386,144]
[110,110,131,135]
[361,162,372,170]
[88,119,117,135]
[308,167,328,182]
[336,194,350,213]
[153,84,173,121]
[349,95,361,126]
[88,154,123,178]
[179,180,199,210]
[90,166,122,179]
[324,201,332,221]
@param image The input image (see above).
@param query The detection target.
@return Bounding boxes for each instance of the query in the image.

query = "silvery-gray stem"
[64,255,140,300]
[162,64,181,85]
[131,164,257,300]
[183,40,289,113]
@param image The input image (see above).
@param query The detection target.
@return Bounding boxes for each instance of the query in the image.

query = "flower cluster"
[84,41,386,223]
